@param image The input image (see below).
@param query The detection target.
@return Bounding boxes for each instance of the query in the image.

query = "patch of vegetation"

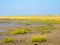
[11,30,29,35]
[49,19,60,24]
[3,37,14,43]
[35,25,55,30]
[38,20,49,23]
[31,35,47,42]
[35,25,55,34]
[35,19,60,24]
[0,22,3,24]
[0,22,10,24]
[0,34,2,36]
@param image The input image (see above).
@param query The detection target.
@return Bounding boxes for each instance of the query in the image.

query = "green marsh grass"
[31,35,47,42]
[11,29,29,35]
[3,37,14,43]
[35,25,55,34]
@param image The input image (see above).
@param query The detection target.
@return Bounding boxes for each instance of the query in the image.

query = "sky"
[0,0,60,16]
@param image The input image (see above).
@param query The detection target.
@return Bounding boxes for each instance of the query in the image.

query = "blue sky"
[0,0,60,16]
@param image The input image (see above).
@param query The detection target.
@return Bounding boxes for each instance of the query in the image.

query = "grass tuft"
[11,30,29,35]
[3,37,14,43]
[31,35,47,42]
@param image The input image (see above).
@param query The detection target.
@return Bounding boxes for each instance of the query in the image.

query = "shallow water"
[0,30,7,39]
[0,30,6,32]
[0,22,49,27]
[0,23,26,26]
[0,36,5,39]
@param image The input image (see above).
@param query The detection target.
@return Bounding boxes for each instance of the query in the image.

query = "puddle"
[0,36,5,39]
[0,30,7,39]
[0,36,9,39]
[0,30,6,32]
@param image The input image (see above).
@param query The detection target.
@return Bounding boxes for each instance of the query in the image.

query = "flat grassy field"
[0,16,60,45]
